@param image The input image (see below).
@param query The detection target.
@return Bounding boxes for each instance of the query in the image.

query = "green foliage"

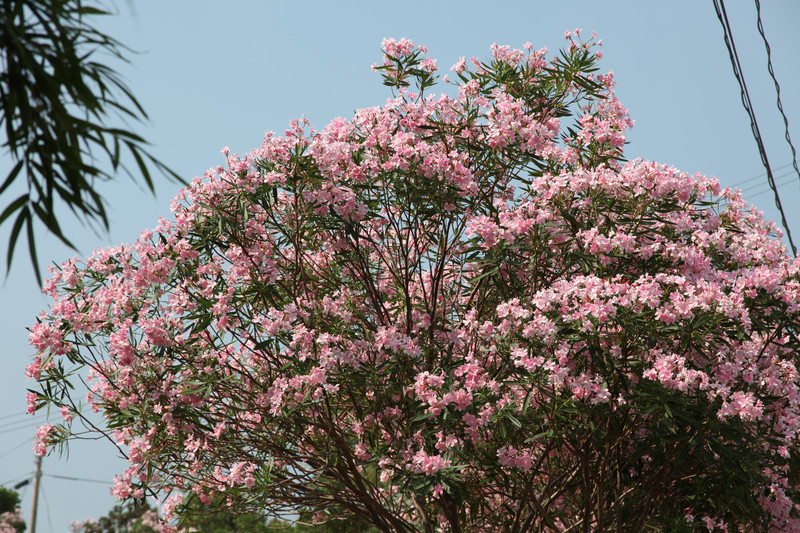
[78,496,378,533]
[178,493,379,532]
[0,0,182,283]
[265,512,379,532]
[175,493,273,533]
[0,487,25,533]
[0,487,21,515]
[75,501,161,533]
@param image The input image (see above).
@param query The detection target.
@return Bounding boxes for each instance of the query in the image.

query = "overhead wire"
[712,0,797,256]
[754,0,800,197]
[40,483,55,533]
[0,412,48,426]
[1,472,33,488]
[731,161,793,188]
[0,436,34,460]
[44,473,110,485]
[745,169,797,199]
[0,415,50,434]
[0,411,36,422]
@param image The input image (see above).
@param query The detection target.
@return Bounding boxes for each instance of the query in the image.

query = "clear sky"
[2,1,799,530]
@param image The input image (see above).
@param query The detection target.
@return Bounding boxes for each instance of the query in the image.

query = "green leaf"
[0,0,183,281]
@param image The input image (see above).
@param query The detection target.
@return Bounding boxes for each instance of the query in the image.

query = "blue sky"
[2,1,799,530]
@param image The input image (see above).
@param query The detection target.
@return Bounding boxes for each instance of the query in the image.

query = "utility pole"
[29,455,42,533]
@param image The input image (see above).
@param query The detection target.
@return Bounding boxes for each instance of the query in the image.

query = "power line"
[0,436,34,460]
[1,472,33,487]
[740,168,796,195]
[39,483,55,533]
[0,411,36,422]
[731,161,793,188]
[43,473,110,485]
[712,0,797,256]
[754,0,800,198]
[0,413,48,427]
[0,416,50,434]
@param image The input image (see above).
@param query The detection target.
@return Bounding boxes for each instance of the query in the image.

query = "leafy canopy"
[0,487,25,533]
[28,34,800,532]
[0,0,181,282]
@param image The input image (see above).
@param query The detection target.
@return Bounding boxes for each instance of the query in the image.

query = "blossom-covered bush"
[28,34,800,531]
[0,509,24,533]
[0,488,24,533]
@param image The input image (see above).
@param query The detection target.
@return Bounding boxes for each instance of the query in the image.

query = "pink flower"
[60,405,74,422]
[718,391,764,422]
[33,423,54,456]
[407,449,451,475]
[26,392,37,415]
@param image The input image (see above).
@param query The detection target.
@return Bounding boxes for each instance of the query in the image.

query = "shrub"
[28,34,800,531]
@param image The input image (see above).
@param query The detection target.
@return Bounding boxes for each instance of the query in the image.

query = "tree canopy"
[0,487,25,533]
[70,496,376,532]
[28,35,800,531]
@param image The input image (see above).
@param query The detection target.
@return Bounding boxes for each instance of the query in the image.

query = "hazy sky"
[2,1,799,530]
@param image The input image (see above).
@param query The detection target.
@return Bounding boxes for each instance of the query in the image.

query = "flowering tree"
[0,510,24,533]
[0,488,25,533]
[27,34,800,531]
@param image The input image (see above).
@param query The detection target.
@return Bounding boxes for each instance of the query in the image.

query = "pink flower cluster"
[0,509,24,533]
[33,423,53,456]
